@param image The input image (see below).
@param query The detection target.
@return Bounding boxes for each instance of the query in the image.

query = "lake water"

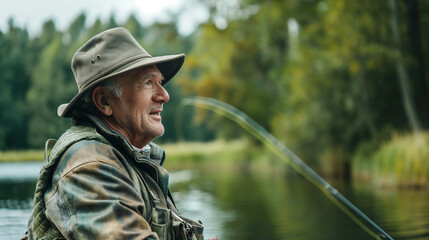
[1,162,429,240]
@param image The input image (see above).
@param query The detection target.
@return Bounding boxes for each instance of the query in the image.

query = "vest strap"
[44,139,57,161]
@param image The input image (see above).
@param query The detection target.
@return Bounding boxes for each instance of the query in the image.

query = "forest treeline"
[1,0,428,174]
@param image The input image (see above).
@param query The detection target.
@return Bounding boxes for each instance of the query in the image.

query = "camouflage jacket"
[25,112,203,240]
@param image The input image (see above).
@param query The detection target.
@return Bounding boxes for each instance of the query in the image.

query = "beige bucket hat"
[57,27,185,118]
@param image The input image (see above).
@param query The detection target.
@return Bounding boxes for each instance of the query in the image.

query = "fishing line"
[178,96,393,240]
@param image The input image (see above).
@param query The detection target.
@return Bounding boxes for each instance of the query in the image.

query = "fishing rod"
[179,96,393,240]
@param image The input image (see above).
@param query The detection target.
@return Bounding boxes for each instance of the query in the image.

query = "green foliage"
[353,132,429,188]
[0,23,32,149]
[271,0,406,161]
[176,0,429,180]
[177,3,290,138]
[26,31,74,148]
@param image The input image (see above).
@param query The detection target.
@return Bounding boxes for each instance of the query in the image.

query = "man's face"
[108,65,170,148]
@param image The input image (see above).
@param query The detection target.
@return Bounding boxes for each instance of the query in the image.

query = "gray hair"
[74,76,122,114]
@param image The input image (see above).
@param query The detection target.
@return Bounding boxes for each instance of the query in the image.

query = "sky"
[0,0,210,35]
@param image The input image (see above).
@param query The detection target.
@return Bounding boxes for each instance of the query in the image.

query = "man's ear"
[92,86,113,116]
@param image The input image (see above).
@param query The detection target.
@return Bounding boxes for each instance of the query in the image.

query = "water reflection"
[185,172,370,239]
[1,163,429,240]
[171,170,429,240]
[0,162,40,239]
[351,184,429,240]
[0,207,32,239]
[0,179,35,240]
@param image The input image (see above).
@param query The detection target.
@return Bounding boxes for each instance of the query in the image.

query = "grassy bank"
[0,150,44,162]
[162,139,287,174]
[0,140,285,174]
[0,140,249,164]
[353,131,429,188]
[4,134,429,189]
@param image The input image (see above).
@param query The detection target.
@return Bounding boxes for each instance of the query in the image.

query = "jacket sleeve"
[44,142,158,240]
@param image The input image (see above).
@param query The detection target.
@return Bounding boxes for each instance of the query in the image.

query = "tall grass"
[353,131,429,188]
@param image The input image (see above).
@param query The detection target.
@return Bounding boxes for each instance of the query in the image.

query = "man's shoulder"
[51,139,127,184]
[56,125,108,145]
[44,139,134,212]
[64,139,122,168]
[67,139,115,159]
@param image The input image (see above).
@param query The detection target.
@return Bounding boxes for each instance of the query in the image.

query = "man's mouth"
[149,109,162,117]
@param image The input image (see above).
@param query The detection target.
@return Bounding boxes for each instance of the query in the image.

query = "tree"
[389,0,421,132]
[0,20,31,149]
[403,0,429,128]
[26,21,74,148]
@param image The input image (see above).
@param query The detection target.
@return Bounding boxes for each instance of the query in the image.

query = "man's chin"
[152,126,165,138]
[156,130,165,138]
[142,123,165,140]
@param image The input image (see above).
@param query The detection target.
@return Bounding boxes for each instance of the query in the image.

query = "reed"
[353,131,429,188]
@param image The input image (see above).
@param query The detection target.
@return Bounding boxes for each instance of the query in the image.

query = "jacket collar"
[73,111,166,166]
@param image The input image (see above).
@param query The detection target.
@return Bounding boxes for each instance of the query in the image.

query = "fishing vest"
[25,124,203,240]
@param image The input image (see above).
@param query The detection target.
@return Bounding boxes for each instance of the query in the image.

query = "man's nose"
[153,84,170,103]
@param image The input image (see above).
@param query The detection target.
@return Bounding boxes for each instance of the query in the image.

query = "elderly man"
[25,27,203,240]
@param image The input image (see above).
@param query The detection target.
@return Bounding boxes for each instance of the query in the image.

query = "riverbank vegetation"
[1,1,428,188]
[0,140,286,175]
[0,150,44,162]
[2,133,429,190]
[163,139,286,174]
[353,132,429,188]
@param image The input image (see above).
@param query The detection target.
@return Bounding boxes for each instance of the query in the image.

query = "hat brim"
[58,53,185,118]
